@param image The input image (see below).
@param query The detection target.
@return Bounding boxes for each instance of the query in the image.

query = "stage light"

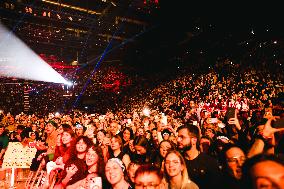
[0,23,69,84]
[66,81,73,86]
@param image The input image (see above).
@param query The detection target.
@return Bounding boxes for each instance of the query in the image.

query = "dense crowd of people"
[0,58,284,189]
[0,64,134,115]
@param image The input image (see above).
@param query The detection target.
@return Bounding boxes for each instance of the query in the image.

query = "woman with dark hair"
[96,129,107,146]
[109,135,131,168]
[97,129,112,162]
[70,135,94,160]
[48,128,75,176]
[153,140,175,170]
[122,127,134,154]
[132,136,152,164]
[150,128,160,149]
[54,128,76,164]
[85,125,97,144]
[61,145,107,189]
[46,128,78,188]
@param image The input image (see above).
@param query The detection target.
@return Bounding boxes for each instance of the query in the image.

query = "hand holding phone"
[227,117,241,130]
[89,177,102,189]
[225,107,236,120]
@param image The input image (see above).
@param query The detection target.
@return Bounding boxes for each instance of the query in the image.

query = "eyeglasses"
[227,156,246,164]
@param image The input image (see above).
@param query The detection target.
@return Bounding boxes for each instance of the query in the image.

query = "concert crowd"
[0,59,284,189]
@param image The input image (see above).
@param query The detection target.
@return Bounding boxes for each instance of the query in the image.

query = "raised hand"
[228,117,241,130]
[66,164,78,178]
[261,117,284,139]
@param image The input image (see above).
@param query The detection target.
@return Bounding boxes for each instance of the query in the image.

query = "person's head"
[149,122,157,132]
[145,130,152,140]
[110,135,123,151]
[127,162,141,183]
[189,100,195,109]
[200,110,206,118]
[0,124,6,135]
[17,125,25,134]
[136,127,144,136]
[109,121,120,135]
[39,122,45,129]
[129,139,135,152]
[122,127,133,143]
[242,154,284,189]
[57,123,71,134]
[159,140,175,158]
[75,124,85,137]
[86,145,105,176]
[161,129,171,140]
[133,136,148,155]
[105,158,126,186]
[164,150,189,185]
[85,126,96,139]
[96,129,106,143]
[61,128,75,146]
[45,120,57,134]
[204,127,216,139]
[221,144,246,180]
[29,132,37,140]
[151,128,158,140]
[56,134,62,146]
[134,164,163,189]
[177,124,200,152]
[8,116,15,124]
[75,135,93,154]
[31,124,37,131]
[200,136,211,153]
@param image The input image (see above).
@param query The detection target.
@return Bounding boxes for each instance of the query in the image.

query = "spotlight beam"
[0,23,69,84]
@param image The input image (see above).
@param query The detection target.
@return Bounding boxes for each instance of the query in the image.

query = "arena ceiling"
[0,1,283,76]
[0,0,158,66]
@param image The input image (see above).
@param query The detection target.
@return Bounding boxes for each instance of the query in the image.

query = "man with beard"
[177,124,221,189]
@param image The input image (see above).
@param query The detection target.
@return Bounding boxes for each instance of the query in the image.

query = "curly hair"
[70,135,94,161]
[88,145,105,177]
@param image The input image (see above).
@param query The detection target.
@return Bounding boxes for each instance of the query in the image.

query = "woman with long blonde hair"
[164,150,199,189]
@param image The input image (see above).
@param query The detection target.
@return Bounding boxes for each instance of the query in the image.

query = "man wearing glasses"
[177,124,222,189]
